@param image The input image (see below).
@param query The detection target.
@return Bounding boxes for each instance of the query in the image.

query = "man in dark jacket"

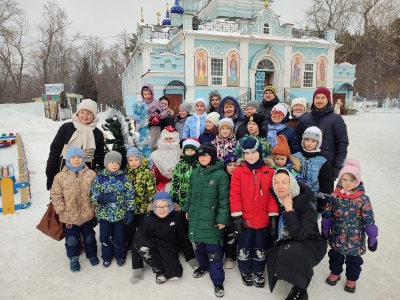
[296,87,349,184]
[259,85,280,125]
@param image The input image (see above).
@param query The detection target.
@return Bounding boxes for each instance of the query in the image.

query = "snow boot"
[214,285,224,298]
[103,260,111,268]
[89,257,99,266]
[253,273,265,288]
[70,256,80,272]
[117,259,126,266]
[285,286,308,300]
[193,267,209,278]
[156,273,167,284]
[223,258,236,269]
[326,273,341,286]
[344,279,356,293]
[241,273,253,286]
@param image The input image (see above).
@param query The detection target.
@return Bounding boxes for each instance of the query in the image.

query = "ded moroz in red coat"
[229,159,279,228]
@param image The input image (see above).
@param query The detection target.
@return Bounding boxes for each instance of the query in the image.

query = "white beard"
[150,141,181,179]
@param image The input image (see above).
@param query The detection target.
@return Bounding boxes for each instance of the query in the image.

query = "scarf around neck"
[61,114,99,162]
[267,123,287,148]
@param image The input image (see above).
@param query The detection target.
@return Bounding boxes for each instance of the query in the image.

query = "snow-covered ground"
[0,108,399,300]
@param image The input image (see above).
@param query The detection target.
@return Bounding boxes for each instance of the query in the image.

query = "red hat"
[313,87,331,104]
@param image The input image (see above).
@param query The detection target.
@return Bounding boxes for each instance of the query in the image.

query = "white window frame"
[211,58,224,86]
[263,23,270,34]
[303,63,315,88]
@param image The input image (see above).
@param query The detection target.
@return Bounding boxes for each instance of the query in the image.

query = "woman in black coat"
[266,168,327,300]
[45,99,105,190]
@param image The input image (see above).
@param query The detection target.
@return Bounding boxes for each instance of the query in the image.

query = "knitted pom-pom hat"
[272,135,291,158]
[338,159,361,187]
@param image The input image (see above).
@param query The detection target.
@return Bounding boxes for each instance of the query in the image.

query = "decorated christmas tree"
[131,98,151,163]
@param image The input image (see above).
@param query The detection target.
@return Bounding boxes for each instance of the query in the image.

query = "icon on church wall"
[227,51,240,87]
[195,49,208,86]
[290,54,303,88]
[317,56,328,87]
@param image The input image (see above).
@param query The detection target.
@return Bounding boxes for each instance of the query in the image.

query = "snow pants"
[64,219,97,259]
[328,249,364,281]
[195,242,224,286]
[99,219,127,261]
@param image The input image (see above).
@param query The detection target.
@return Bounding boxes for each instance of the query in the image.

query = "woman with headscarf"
[46,99,105,190]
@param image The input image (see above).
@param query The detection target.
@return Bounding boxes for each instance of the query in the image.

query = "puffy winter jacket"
[296,104,348,169]
[217,96,245,135]
[229,161,279,229]
[182,160,230,246]
[170,159,200,207]
[50,165,97,226]
[259,97,279,125]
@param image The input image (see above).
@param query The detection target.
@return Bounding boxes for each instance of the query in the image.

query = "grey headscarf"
[273,168,300,205]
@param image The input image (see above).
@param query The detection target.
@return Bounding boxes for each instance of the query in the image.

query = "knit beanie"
[313,87,331,104]
[179,102,192,114]
[153,191,174,215]
[104,151,122,171]
[291,97,308,111]
[223,153,238,167]
[302,126,323,152]
[198,142,217,166]
[183,138,200,152]
[126,147,143,163]
[241,136,263,169]
[206,112,220,126]
[245,100,260,112]
[65,146,85,172]
[245,113,264,130]
[271,103,288,117]
[209,90,221,101]
[194,98,208,109]
[264,85,276,95]
[272,135,291,158]
[218,118,234,131]
[77,99,98,118]
[338,159,361,187]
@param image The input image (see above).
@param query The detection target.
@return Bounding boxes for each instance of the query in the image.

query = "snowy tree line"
[0,0,136,105]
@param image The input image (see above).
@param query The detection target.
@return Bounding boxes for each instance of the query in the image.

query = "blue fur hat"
[65,146,85,172]
[153,191,174,215]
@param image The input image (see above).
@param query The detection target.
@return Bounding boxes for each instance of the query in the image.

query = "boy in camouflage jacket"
[170,138,200,208]
[90,151,135,268]
[124,147,156,250]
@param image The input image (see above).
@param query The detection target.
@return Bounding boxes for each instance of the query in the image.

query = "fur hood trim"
[289,155,302,172]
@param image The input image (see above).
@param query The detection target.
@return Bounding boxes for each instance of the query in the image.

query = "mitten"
[232,216,245,237]
[268,216,279,239]
[332,167,341,180]
[150,115,161,125]
[130,268,144,284]
[316,192,329,214]
[321,218,332,240]
[187,258,199,270]
[365,224,378,252]
[124,211,135,225]
[98,193,117,204]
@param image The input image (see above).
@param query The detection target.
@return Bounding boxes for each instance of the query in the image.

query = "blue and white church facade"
[122,0,356,115]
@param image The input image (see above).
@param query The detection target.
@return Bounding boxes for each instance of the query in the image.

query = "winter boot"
[285,286,309,300]
[223,258,236,269]
[69,256,80,272]
[103,260,111,268]
[214,285,225,298]
[344,279,356,293]
[193,267,209,278]
[326,273,341,286]
[156,273,167,284]
[241,273,253,286]
[253,273,265,288]
[89,257,99,266]
[117,258,126,266]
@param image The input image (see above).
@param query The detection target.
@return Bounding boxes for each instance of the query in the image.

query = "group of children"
[49,97,377,298]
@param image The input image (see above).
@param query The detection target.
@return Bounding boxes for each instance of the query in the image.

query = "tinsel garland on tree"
[131,98,151,164]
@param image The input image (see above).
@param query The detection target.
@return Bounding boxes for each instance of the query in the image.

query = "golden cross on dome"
[156,11,161,25]
[166,2,169,11]
[140,7,144,23]
[265,0,269,8]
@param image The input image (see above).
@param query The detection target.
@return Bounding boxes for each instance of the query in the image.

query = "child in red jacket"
[229,137,279,288]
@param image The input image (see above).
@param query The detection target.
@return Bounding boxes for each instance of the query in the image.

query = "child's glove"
[187,258,199,270]
[150,115,160,125]
[316,192,329,214]
[124,211,135,225]
[232,216,245,237]
[321,218,332,240]
[98,193,117,204]
[268,216,279,239]
[130,268,144,284]
[365,224,378,252]
[332,167,341,180]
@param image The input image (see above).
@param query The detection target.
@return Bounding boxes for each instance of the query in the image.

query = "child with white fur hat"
[287,97,308,130]
[293,126,333,212]
[182,98,208,139]
[212,118,237,159]
[322,159,378,293]
[199,112,220,144]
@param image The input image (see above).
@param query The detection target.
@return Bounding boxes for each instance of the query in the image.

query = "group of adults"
[45,83,348,298]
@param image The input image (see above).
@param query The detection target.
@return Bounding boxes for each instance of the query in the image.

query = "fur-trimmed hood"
[263,155,302,172]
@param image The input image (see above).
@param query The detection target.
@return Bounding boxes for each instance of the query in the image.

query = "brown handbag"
[36,202,66,241]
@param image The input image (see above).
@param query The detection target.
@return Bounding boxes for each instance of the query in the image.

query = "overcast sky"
[19,0,312,45]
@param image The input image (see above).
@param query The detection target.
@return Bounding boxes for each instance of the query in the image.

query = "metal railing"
[284,89,297,102]
[238,87,252,108]
[196,20,239,32]
[291,28,326,39]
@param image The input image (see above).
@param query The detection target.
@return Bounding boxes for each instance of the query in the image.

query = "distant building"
[122,0,356,115]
